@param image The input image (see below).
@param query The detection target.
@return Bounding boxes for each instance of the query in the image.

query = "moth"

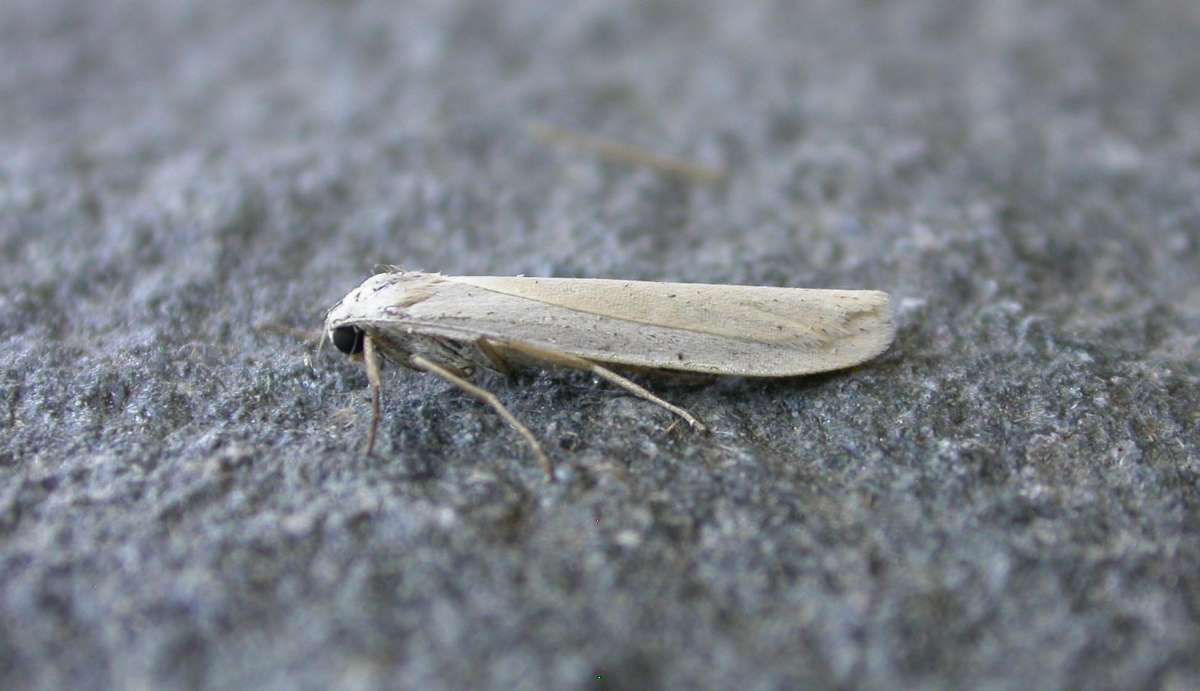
[324,270,894,479]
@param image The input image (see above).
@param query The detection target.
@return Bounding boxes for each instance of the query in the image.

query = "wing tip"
[871,295,897,359]
[765,290,895,376]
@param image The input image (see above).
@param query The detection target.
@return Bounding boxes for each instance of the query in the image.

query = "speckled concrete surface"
[1,1,1198,689]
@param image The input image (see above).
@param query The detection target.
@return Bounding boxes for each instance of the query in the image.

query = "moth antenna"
[254,322,325,371]
[363,335,384,456]
[410,354,554,480]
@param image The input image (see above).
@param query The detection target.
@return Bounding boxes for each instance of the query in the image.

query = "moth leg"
[409,354,553,480]
[588,363,708,433]
[363,335,384,457]
[475,337,514,377]
[497,340,708,433]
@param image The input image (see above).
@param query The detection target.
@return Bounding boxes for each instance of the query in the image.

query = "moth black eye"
[332,326,364,355]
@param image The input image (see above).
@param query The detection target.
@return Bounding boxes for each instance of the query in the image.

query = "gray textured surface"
[2,1,1198,689]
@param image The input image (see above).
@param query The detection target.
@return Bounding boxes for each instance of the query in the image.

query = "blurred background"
[1,0,1198,689]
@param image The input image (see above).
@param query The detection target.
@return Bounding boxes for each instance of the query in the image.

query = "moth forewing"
[324,270,895,478]
[448,276,894,375]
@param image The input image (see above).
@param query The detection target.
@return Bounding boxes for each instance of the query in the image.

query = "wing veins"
[458,282,829,347]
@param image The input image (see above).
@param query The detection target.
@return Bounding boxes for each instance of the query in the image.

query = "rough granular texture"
[1,1,1197,689]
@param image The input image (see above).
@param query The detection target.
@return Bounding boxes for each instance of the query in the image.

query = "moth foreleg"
[496,340,708,433]
[363,335,384,456]
[475,337,514,377]
[409,354,553,480]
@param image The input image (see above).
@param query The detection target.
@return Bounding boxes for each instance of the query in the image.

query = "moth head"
[324,274,399,356]
[325,271,440,356]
